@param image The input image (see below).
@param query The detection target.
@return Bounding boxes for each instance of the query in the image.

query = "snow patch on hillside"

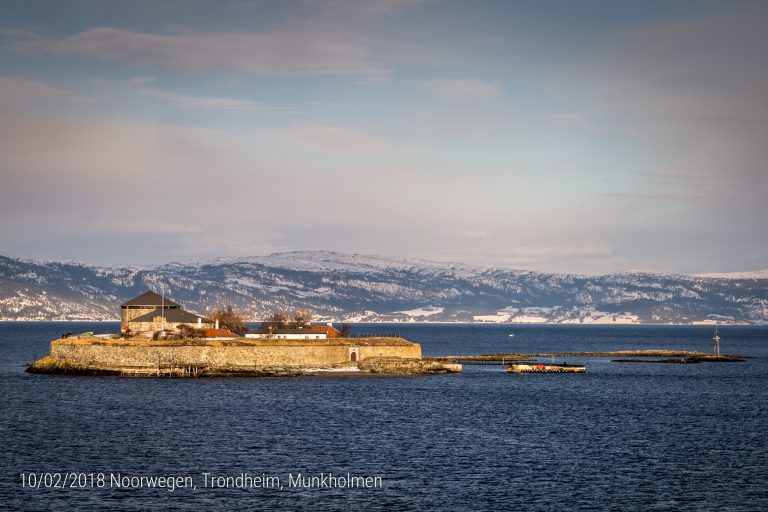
[397,306,444,317]
[474,313,513,322]
[695,270,768,279]
[510,315,549,323]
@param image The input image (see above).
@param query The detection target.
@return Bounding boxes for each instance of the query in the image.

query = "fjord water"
[1,323,767,511]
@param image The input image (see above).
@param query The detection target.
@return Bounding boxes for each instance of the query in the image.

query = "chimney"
[327,322,333,327]
[215,319,219,329]
[197,317,202,327]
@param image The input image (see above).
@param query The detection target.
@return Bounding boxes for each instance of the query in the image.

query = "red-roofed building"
[192,328,239,339]
[307,324,341,338]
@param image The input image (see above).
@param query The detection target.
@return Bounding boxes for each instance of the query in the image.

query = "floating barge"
[507,362,586,374]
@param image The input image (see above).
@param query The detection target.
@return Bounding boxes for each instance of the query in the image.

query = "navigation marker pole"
[160,282,165,333]
[713,325,721,356]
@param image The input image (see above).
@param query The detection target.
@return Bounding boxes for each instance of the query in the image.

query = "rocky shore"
[26,356,460,377]
[26,336,461,377]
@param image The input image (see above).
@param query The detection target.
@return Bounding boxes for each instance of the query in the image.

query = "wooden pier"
[120,364,209,377]
[508,363,586,374]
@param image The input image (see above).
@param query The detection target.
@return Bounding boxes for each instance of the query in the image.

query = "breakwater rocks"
[611,355,745,364]
[431,349,746,364]
[26,336,461,377]
[358,358,462,375]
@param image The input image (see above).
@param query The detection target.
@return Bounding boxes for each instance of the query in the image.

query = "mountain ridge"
[1,251,766,324]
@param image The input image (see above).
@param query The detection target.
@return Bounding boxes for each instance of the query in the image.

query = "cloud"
[278,124,391,152]
[437,241,616,273]
[546,110,597,124]
[559,3,768,240]
[501,243,614,260]
[0,114,231,204]
[13,26,388,77]
[0,75,65,99]
[127,76,155,86]
[112,221,204,236]
[2,3,766,273]
[584,4,768,170]
[0,110,400,247]
[462,229,488,239]
[602,192,701,201]
[142,88,255,110]
[303,0,430,17]
[424,78,501,99]
[638,171,706,180]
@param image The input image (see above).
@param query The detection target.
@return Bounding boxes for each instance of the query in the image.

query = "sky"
[1,0,767,274]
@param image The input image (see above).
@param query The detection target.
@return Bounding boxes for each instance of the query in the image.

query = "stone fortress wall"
[50,338,422,370]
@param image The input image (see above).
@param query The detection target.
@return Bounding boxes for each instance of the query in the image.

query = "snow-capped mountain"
[1,251,767,324]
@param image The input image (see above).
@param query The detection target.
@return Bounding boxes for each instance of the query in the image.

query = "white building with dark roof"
[245,328,328,340]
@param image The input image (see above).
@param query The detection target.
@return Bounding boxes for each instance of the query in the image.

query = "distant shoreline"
[0,320,762,326]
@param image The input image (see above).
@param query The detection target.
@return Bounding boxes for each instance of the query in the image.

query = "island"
[26,291,461,377]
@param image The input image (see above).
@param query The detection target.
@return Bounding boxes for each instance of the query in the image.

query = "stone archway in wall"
[349,347,359,362]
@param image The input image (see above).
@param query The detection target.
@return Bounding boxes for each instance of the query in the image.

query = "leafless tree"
[210,305,248,336]
[259,309,316,331]
[261,312,289,330]
[177,324,196,338]
[287,309,314,328]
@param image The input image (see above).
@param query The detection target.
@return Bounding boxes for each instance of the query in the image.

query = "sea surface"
[1,322,767,511]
